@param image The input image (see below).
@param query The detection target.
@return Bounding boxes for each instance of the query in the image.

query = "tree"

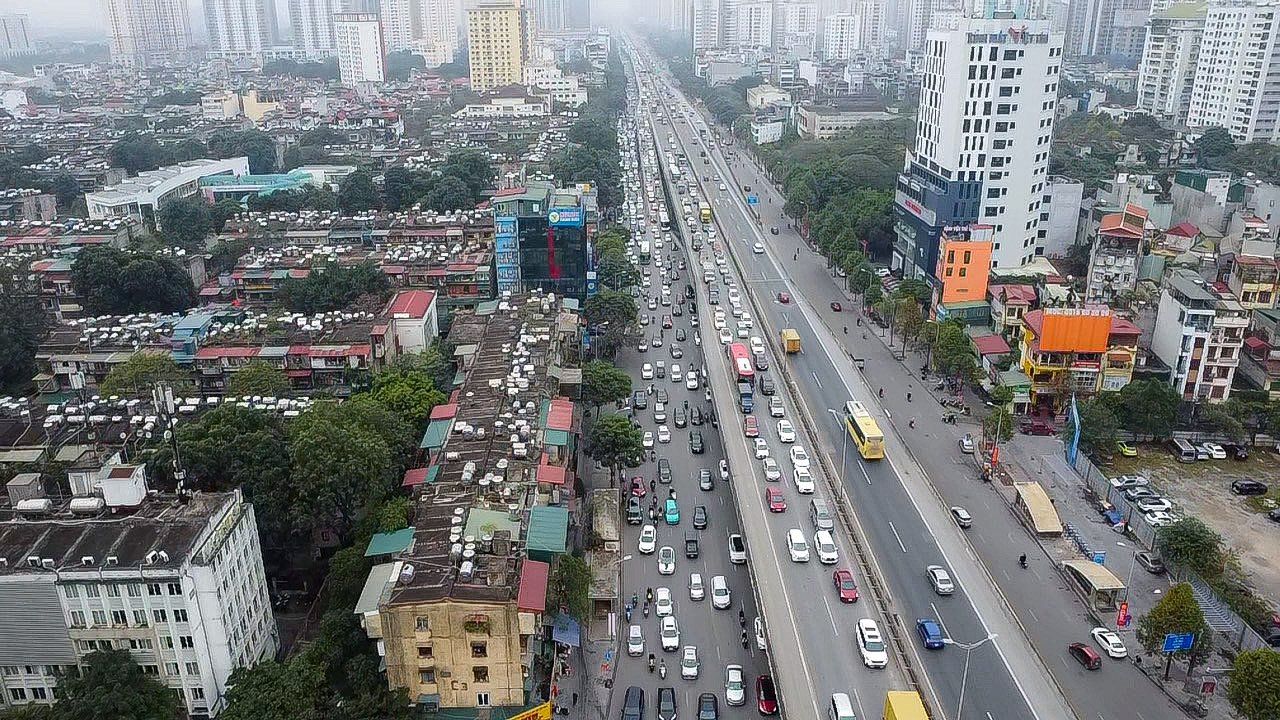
[585,414,645,476]
[387,343,455,393]
[583,361,633,413]
[1195,127,1236,160]
[43,170,81,210]
[424,175,474,211]
[338,170,380,214]
[53,649,179,720]
[365,367,446,432]
[1156,517,1225,577]
[220,658,333,720]
[278,262,391,314]
[247,185,337,213]
[158,197,213,246]
[1113,380,1180,438]
[932,320,978,382]
[382,167,432,210]
[1061,396,1118,459]
[598,248,640,291]
[1199,401,1246,443]
[207,129,276,174]
[99,352,189,396]
[1137,582,1211,657]
[375,495,411,533]
[983,404,1014,443]
[385,50,426,80]
[863,284,883,308]
[109,133,167,175]
[0,284,49,391]
[226,360,290,397]
[1227,648,1280,720]
[70,246,197,315]
[441,150,495,197]
[548,554,592,621]
[583,290,637,331]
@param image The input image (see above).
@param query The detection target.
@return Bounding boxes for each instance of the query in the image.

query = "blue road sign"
[747,195,759,205]
[1162,632,1195,653]
[603,647,615,664]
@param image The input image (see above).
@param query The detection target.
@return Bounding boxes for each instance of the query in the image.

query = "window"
[0,666,16,676]
[179,636,194,649]
[174,609,188,623]
[959,267,967,277]
[471,642,488,658]
[963,250,972,263]
[161,636,174,650]
[147,583,162,596]
[99,640,113,650]
[185,662,199,675]
[63,585,79,599]
[477,692,492,707]
[190,688,205,701]
[473,666,490,683]
[10,688,27,701]
[416,616,430,632]
[130,638,155,650]
[133,610,148,626]
[31,687,47,701]
[106,585,121,598]
[142,664,159,675]
[69,610,85,627]
[112,610,128,625]
[153,609,168,623]
[419,669,436,684]
[168,583,182,596]
[165,662,180,675]
[128,583,142,597]
[85,585,100,598]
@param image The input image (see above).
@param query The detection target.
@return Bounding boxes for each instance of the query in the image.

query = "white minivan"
[786,528,810,562]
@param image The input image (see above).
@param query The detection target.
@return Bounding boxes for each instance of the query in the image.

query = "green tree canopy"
[424,175,475,211]
[208,129,276,174]
[931,320,978,382]
[548,554,592,620]
[278,262,391,314]
[338,170,380,214]
[1137,582,1211,657]
[0,280,49,391]
[1112,380,1180,438]
[246,185,337,213]
[70,246,198,315]
[157,197,215,246]
[584,290,638,331]
[585,414,645,474]
[365,366,446,432]
[1227,648,1280,720]
[98,352,189,396]
[53,649,180,720]
[583,360,633,412]
[1061,396,1118,460]
[226,360,291,397]
[1156,517,1225,576]
[1195,127,1237,160]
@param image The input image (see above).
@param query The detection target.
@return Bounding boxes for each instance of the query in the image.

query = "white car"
[671,364,682,382]
[713,314,726,330]
[789,446,811,470]
[793,467,815,494]
[1144,510,1177,527]
[719,460,730,480]
[736,325,749,339]
[1201,442,1226,460]
[658,546,676,574]
[769,397,784,417]
[657,425,671,443]
[725,665,746,706]
[754,616,766,650]
[1135,497,1173,513]
[681,645,700,679]
[777,420,796,443]
[786,528,810,562]
[753,438,770,459]
[710,574,731,609]
[926,564,955,595]
[686,373,699,390]
[1090,627,1127,658]
[642,363,654,380]
[655,587,674,617]
[628,624,645,656]
[689,573,705,601]
[638,525,657,553]
[856,619,889,668]
[813,530,838,564]
[749,336,765,354]
[762,457,781,481]
[752,242,765,254]
[661,616,680,651]
[718,328,733,344]
[643,431,655,448]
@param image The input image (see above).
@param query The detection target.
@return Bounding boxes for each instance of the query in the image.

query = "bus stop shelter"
[1062,560,1125,611]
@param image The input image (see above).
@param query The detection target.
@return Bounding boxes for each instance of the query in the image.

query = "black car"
[685,284,695,299]
[657,687,677,720]
[623,687,645,720]
[689,431,705,454]
[1232,479,1269,496]
[770,226,779,235]
[685,530,700,558]
[1270,508,1280,523]
[674,408,687,428]
[1224,443,1250,460]
[697,693,718,720]
[658,458,672,483]
[626,496,643,525]
[760,377,776,395]
[690,407,704,425]
[693,505,708,529]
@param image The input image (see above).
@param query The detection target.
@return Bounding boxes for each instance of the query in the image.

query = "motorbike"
[649,654,656,673]
[1019,554,1028,569]
[658,660,667,679]
[625,603,633,622]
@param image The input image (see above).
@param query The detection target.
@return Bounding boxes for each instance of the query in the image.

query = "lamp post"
[825,408,848,476]
[1117,540,1139,604]
[942,632,998,719]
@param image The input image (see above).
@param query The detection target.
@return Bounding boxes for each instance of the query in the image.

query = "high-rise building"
[692,0,722,50]
[203,0,279,58]
[420,0,461,64]
[102,0,193,67]
[380,0,417,49]
[467,0,532,91]
[562,0,591,28]
[735,1,774,47]
[289,0,338,58]
[334,12,387,85]
[854,0,887,54]
[535,0,565,30]
[778,1,819,55]
[1136,1,1205,123]
[893,13,1065,275]
[0,14,34,58]
[1186,0,1280,143]
[1065,0,1150,58]
[822,13,863,58]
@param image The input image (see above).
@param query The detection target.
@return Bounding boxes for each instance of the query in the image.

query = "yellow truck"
[883,691,928,720]
[780,328,801,354]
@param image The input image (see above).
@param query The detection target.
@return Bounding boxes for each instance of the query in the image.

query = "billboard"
[548,207,583,227]
[495,216,519,294]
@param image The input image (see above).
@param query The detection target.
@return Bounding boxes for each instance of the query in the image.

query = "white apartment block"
[535,0,565,30]
[854,0,887,55]
[1136,1,1206,123]
[736,1,774,47]
[288,0,338,58]
[86,157,250,225]
[203,0,279,58]
[778,1,819,54]
[692,0,722,51]
[103,0,193,67]
[381,0,417,49]
[335,12,387,85]
[420,0,461,65]
[0,14,34,58]
[0,475,277,717]
[823,13,863,59]
[1186,0,1280,143]
[1151,268,1248,402]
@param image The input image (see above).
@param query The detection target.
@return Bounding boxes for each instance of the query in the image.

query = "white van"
[828,694,856,720]
[786,528,810,562]
[1169,438,1197,463]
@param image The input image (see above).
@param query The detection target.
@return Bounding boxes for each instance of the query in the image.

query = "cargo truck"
[737,382,754,413]
[780,328,801,353]
[883,691,927,720]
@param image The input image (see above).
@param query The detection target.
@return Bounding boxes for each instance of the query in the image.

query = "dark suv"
[658,458,672,483]
[657,687,677,720]
[1232,479,1269,496]
[622,687,645,720]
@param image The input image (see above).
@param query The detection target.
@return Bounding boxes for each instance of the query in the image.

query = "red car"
[629,477,646,498]
[777,291,791,304]
[766,487,786,512]
[744,416,759,438]
[756,675,778,715]
[832,569,859,602]
[830,302,842,312]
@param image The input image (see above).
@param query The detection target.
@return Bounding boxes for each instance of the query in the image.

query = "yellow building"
[467,0,533,92]
[1019,307,1140,412]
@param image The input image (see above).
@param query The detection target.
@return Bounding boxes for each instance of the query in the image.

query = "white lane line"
[1026,607,1040,623]
[822,595,840,636]
[888,521,908,552]
[852,689,868,720]
[932,603,948,635]
[812,372,823,389]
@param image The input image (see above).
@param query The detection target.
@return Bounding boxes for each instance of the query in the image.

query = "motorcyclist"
[658,659,667,678]
[1019,553,1028,568]
[843,326,847,335]
[649,653,656,672]
[878,388,884,398]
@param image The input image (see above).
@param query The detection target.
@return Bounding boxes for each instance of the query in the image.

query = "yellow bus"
[699,201,712,224]
[843,401,885,460]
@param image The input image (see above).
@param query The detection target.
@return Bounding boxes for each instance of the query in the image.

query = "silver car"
[627,624,644,656]
[927,565,955,595]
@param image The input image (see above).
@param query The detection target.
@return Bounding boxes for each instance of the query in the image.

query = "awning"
[1014,482,1063,535]
[551,613,581,647]
[402,467,429,488]
[354,561,401,616]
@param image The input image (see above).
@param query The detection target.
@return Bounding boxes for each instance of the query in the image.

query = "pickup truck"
[684,531,700,558]
[737,382,754,413]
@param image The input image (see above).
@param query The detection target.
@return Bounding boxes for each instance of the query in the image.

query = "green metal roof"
[420,420,451,449]
[543,429,571,446]
[527,506,569,555]
[365,528,415,556]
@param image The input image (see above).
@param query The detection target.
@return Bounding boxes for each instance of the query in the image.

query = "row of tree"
[110,129,276,176]
[0,144,82,209]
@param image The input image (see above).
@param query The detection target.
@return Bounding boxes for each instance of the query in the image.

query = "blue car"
[665,498,680,525]
[916,618,945,649]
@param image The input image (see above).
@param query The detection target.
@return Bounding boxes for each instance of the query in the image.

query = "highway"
[625,40,1081,720]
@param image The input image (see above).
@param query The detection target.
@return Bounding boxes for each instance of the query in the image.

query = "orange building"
[1019,306,1140,411]
[933,225,994,324]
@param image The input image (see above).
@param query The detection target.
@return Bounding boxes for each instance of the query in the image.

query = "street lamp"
[1117,541,1139,604]
[942,632,998,719]
[825,408,848,475]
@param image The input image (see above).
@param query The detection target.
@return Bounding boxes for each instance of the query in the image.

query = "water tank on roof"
[70,497,106,515]
[15,498,52,515]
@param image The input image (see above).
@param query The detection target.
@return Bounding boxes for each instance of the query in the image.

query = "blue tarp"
[551,613,581,647]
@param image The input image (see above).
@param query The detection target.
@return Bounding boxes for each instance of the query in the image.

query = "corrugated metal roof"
[527,506,568,555]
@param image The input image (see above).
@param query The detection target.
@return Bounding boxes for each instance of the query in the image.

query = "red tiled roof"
[546,398,574,432]
[516,560,549,613]
[195,346,261,359]
[430,403,458,420]
[1109,316,1141,337]
[990,284,1036,304]
[1166,222,1199,238]
[1234,255,1278,267]
[537,463,567,486]
[1245,336,1268,351]
[972,334,1011,356]
[1099,203,1147,239]
[387,290,435,318]
[402,467,429,488]
[288,268,310,278]
[107,466,137,479]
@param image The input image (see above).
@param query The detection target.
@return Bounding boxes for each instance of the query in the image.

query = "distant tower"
[102,0,193,67]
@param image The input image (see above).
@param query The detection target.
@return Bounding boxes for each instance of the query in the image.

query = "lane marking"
[932,603,948,636]
[812,372,823,389]
[822,595,840,636]
[888,522,908,552]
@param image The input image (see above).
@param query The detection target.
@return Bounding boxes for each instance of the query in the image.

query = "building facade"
[420,0,462,65]
[103,0,193,67]
[1151,268,1248,402]
[288,0,338,58]
[0,14,34,58]
[467,0,533,92]
[692,0,722,51]
[735,1,774,47]
[335,12,387,86]
[1186,0,1280,143]
[777,1,819,55]
[822,13,862,59]
[86,158,250,225]
[893,13,1065,279]
[202,0,279,59]
[1019,307,1140,411]
[1136,2,1205,123]
[1084,203,1147,306]
[491,182,598,300]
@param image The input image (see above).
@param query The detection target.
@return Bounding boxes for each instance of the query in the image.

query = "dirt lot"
[1108,445,1280,604]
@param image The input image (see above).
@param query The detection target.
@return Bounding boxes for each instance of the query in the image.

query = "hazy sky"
[0,0,295,41]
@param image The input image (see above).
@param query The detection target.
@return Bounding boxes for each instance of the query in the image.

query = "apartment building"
[467,0,533,92]
[735,1,774,47]
[85,158,250,226]
[1226,253,1280,310]
[822,13,862,60]
[1151,268,1248,402]
[0,14,34,58]
[777,1,819,55]
[1136,1,1206,123]
[381,0,417,50]
[203,0,279,59]
[335,12,387,86]
[1084,203,1148,306]
[692,0,723,51]
[893,13,1065,277]
[1241,307,1280,399]
[103,0,193,67]
[1019,306,1140,411]
[0,477,277,717]
[1186,0,1280,143]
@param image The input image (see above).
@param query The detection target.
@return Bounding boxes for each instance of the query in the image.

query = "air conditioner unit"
[106,556,119,566]
[26,556,40,567]
[145,551,159,565]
